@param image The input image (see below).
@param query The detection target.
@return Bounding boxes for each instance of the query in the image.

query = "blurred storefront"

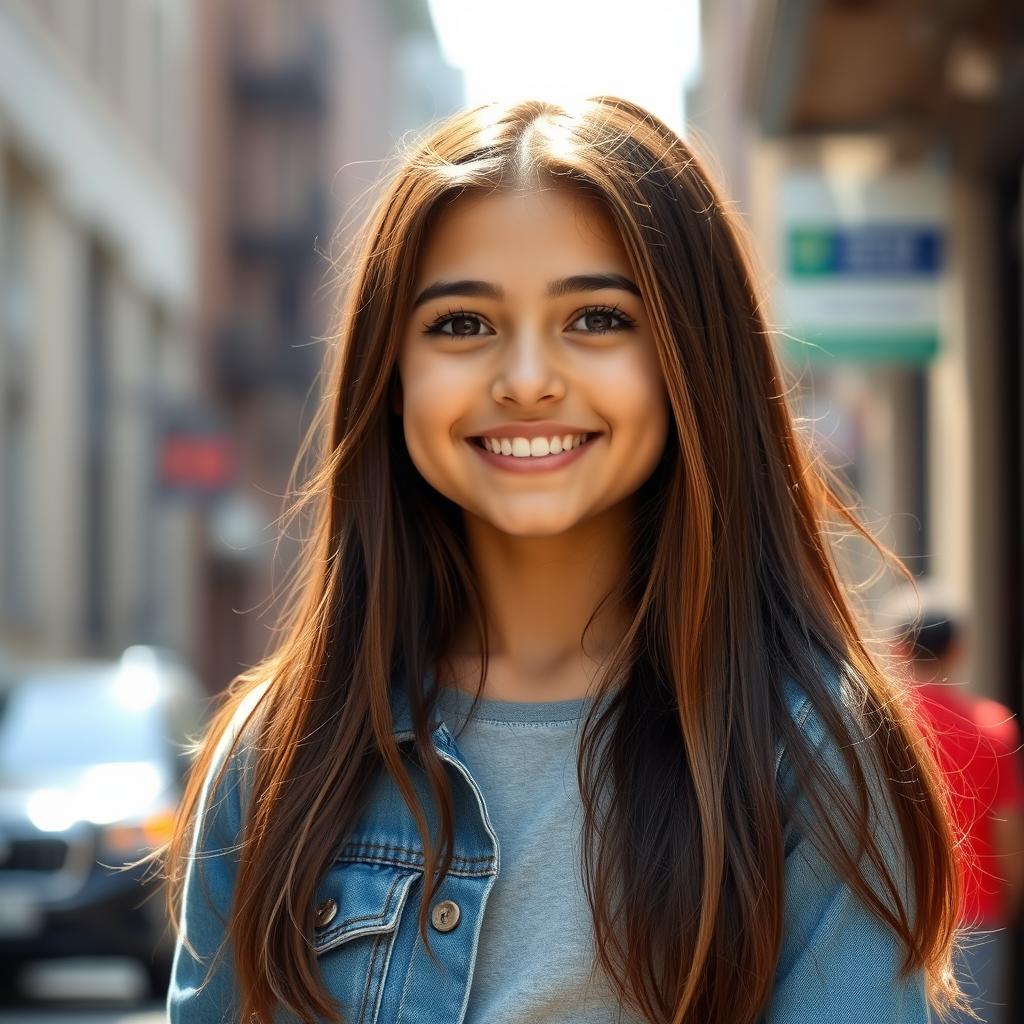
[691,0,1023,1012]
[692,0,1021,710]
[0,1,202,661]
[195,0,462,690]
[0,0,462,691]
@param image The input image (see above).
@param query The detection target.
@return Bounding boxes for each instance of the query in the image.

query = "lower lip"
[467,435,600,473]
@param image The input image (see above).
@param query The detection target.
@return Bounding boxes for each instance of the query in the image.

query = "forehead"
[414,185,631,284]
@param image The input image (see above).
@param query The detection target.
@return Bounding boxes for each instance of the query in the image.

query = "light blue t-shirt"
[434,684,643,1024]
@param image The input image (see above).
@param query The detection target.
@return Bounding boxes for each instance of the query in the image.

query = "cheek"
[397,360,472,471]
[594,351,669,439]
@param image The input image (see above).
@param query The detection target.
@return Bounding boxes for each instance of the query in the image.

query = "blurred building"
[195,0,461,689]
[0,1,201,661]
[692,2,1023,1012]
[691,0,1022,713]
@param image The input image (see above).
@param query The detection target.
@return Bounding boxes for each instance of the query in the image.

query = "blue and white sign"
[788,225,943,278]
[778,164,949,364]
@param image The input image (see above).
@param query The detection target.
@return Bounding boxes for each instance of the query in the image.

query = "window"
[1,176,34,625]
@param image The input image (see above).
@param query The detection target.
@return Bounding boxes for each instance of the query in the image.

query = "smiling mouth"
[470,433,598,458]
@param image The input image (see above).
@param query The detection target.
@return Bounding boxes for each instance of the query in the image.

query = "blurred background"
[0,0,1020,1021]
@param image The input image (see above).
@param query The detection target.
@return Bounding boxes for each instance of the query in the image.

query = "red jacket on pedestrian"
[909,680,1024,927]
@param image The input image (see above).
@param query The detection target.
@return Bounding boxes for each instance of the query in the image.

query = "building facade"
[0,0,200,661]
[194,0,461,689]
[690,1,1023,1015]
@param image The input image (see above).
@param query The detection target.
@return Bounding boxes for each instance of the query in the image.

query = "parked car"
[0,646,207,997]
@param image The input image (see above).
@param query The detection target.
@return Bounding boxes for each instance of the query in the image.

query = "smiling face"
[395,183,670,538]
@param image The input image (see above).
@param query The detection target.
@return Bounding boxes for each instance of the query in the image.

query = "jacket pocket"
[312,860,422,1024]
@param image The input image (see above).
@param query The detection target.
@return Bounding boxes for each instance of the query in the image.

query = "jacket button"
[430,898,460,932]
[314,897,338,928]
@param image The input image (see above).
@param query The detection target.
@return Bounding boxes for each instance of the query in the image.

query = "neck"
[442,497,634,701]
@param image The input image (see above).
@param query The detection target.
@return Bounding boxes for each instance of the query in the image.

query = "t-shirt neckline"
[435,684,613,724]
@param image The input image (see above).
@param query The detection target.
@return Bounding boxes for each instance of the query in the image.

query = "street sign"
[777,164,949,364]
[157,408,234,498]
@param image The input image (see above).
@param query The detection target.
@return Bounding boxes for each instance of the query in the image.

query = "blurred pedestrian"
[889,586,1024,1023]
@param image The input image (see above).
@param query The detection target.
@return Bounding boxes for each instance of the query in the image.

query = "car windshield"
[0,669,166,776]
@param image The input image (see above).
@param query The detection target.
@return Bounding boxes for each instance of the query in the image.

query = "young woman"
[157,97,973,1023]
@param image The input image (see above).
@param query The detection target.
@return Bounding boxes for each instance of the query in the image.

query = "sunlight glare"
[425,0,701,134]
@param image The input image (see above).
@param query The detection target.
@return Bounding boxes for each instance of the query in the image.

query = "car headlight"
[26,762,166,832]
[98,806,178,860]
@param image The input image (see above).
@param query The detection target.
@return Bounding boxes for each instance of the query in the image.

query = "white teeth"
[479,433,591,457]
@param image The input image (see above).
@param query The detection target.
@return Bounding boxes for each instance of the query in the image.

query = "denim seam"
[336,853,495,878]
[458,871,499,1024]
[371,917,405,1024]
[362,925,395,1024]
[339,840,493,864]
[356,929,383,1024]
[395,919,421,1023]
[446,716,586,727]
[432,726,501,875]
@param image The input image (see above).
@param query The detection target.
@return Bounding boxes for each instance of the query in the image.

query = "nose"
[490,328,566,406]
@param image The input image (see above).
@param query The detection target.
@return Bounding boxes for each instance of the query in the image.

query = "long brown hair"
[151,97,971,1023]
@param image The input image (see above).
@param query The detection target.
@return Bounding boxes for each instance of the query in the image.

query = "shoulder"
[200,678,274,829]
[774,650,859,789]
[772,651,907,874]
[910,683,974,730]
[222,678,273,754]
[767,657,928,1017]
[973,696,1021,748]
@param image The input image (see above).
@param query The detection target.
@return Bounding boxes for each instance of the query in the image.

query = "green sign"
[781,330,940,364]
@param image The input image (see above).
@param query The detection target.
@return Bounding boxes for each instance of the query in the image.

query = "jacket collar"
[389,663,443,742]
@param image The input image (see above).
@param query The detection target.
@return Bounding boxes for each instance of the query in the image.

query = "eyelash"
[421,304,635,338]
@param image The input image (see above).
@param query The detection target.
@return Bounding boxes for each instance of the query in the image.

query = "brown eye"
[584,311,614,331]
[423,312,495,337]
[449,315,484,336]
[567,306,634,335]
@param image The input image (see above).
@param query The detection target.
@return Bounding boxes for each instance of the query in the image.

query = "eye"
[422,309,495,338]
[567,305,635,335]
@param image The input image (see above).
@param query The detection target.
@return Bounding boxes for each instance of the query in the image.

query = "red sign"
[159,433,233,493]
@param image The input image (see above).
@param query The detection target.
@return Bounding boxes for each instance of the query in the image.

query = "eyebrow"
[410,273,642,310]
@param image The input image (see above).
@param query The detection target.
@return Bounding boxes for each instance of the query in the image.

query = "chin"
[483,509,593,538]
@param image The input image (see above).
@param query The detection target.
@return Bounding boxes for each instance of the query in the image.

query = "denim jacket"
[168,664,931,1023]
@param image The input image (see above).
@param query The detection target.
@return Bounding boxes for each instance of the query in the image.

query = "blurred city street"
[1,957,162,1021]
[0,0,465,1010]
[0,1011,162,1024]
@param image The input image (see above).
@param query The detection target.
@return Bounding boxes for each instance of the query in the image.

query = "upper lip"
[470,422,600,439]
